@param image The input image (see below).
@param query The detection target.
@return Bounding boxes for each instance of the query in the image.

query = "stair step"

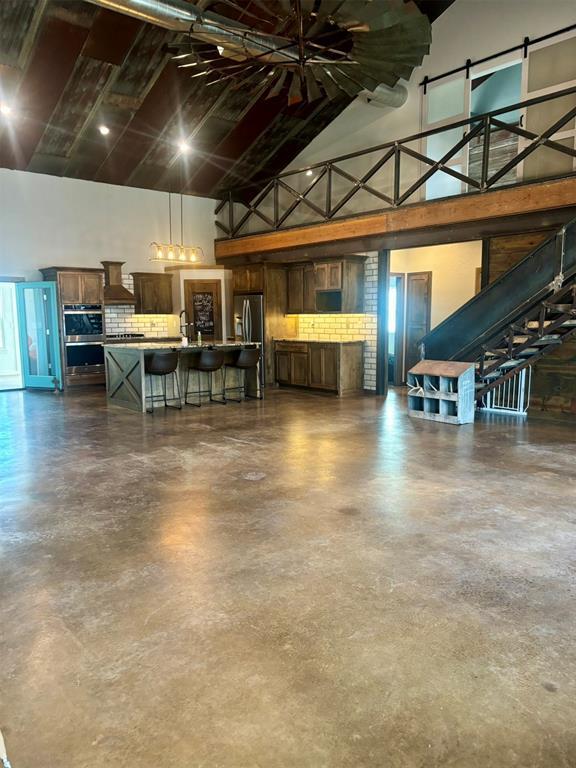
[533,334,561,345]
[518,348,539,356]
[499,360,522,369]
[546,304,575,313]
[526,320,552,329]
[561,319,576,327]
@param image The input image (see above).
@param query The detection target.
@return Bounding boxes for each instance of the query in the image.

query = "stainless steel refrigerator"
[233,294,265,384]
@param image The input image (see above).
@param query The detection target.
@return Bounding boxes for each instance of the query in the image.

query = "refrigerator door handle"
[246,301,252,343]
[242,300,247,342]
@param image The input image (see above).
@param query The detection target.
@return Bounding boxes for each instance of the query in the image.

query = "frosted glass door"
[0,283,23,391]
[422,74,469,200]
[520,32,576,182]
[16,282,62,389]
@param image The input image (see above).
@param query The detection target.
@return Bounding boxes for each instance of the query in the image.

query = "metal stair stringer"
[420,218,576,402]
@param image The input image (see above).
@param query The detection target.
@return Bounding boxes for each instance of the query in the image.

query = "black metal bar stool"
[144,351,182,414]
[224,347,263,402]
[182,348,226,407]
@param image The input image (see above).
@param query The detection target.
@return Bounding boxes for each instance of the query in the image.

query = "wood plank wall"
[485,229,555,284]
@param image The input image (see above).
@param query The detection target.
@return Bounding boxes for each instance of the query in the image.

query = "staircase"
[420,219,576,403]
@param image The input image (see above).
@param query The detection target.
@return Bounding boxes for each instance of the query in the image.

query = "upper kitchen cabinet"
[286,259,364,314]
[131,273,173,314]
[314,262,342,290]
[40,268,104,305]
[286,265,316,314]
[232,265,264,293]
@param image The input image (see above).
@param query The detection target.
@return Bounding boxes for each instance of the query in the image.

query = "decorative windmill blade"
[172,0,432,105]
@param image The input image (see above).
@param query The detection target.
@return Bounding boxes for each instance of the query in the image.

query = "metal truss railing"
[215,85,576,239]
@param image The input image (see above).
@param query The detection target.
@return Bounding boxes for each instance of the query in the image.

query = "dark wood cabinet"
[287,266,304,313]
[309,344,338,389]
[290,351,309,387]
[233,265,264,293]
[275,351,290,385]
[275,341,363,395]
[303,265,316,313]
[315,262,342,290]
[59,272,82,303]
[132,273,173,314]
[286,259,364,314]
[41,268,104,305]
[81,273,104,304]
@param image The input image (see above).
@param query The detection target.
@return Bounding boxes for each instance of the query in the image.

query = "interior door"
[16,282,63,389]
[184,280,222,341]
[405,272,432,374]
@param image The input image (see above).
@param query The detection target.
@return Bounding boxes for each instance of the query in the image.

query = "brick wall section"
[295,252,378,390]
[104,275,178,338]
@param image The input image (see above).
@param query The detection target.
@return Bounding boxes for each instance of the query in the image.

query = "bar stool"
[224,347,263,402]
[182,348,226,407]
[144,351,182,414]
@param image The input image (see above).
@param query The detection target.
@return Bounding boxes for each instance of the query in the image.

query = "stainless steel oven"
[63,304,104,342]
[65,341,105,375]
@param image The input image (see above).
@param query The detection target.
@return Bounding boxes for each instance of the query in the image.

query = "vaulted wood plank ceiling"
[0,0,452,200]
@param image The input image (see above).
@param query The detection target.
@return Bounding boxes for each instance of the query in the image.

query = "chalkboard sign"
[192,291,215,336]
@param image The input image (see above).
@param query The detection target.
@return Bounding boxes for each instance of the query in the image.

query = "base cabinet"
[275,351,290,385]
[290,351,309,386]
[309,344,338,390]
[275,340,363,395]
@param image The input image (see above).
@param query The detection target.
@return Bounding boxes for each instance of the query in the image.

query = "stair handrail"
[421,216,576,362]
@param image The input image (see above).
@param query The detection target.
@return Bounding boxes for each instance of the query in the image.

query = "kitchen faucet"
[179,309,192,341]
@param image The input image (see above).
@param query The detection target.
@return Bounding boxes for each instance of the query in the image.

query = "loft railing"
[215,85,576,239]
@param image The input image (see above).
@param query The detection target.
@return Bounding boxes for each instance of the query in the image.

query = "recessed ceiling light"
[178,140,191,154]
[217,45,225,55]
[0,103,13,117]
[306,169,313,176]
[98,124,110,136]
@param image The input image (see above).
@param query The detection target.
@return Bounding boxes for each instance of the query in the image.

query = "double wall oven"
[63,304,105,379]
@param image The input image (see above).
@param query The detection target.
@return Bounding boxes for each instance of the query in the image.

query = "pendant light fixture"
[150,190,204,265]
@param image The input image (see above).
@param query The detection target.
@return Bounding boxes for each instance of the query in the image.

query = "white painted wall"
[289,0,576,168]
[0,169,218,281]
[390,241,482,328]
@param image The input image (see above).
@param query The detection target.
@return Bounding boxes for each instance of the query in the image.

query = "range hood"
[101,261,135,305]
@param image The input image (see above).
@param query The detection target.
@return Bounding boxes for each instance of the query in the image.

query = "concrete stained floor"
[0,388,576,768]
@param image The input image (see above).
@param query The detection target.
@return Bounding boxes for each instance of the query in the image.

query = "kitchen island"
[104,341,261,412]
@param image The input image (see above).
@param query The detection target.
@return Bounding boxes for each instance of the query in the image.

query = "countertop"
[104,340,259,350]
[104,336,181,344]
[274,338,365,345]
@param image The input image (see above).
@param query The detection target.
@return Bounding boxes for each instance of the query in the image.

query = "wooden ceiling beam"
[214,177,576,261]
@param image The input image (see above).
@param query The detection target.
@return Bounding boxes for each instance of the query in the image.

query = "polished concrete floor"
[1,387,576,767]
